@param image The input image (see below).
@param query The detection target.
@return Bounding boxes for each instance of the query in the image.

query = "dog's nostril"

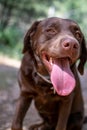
[63,42,71,49]
[63,42,70,48]
[73,43,78,49]
[62,40,78,50]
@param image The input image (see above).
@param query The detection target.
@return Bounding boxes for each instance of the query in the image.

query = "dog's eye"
[46,28,57,35]
[73,26,81,40]
[75,31,81,40]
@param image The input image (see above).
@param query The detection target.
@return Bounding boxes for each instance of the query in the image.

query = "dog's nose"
[62,39,79,50]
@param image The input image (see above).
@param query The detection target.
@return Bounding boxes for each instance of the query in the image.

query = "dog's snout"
[62,39,79,51]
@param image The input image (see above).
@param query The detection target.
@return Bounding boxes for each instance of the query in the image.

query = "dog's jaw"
[41,52,76,96]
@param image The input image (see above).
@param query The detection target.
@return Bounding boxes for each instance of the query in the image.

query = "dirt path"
[0,56,87,130]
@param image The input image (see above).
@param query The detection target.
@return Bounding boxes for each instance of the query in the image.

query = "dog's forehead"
[39,17,78,29]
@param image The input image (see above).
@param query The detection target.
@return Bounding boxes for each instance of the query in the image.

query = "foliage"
[62,0,87,37]
[0,26,23,59]
[0,0,87,59]
[0,26,22,46]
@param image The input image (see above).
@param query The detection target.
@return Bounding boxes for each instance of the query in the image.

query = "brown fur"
[12,17,87,130]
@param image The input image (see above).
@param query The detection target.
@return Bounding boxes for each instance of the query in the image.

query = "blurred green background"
[0,0,87,60]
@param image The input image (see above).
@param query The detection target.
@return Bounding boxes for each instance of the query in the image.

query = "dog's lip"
[49,57,72,65]
[41,52,73,73]
[41,52,73,66]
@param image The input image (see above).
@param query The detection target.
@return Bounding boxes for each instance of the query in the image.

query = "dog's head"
[23,17,87,96]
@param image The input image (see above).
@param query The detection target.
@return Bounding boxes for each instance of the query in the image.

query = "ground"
[0,56,87,130]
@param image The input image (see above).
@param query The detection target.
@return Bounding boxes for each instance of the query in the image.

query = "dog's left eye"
[75,31,81,40]
[72,26,81,40]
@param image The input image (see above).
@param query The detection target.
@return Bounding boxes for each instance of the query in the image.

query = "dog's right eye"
[46,28,57,35]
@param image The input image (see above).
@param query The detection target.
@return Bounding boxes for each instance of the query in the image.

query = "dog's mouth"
[42,52,76,96]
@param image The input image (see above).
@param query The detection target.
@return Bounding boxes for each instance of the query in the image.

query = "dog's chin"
[41,52,76,96]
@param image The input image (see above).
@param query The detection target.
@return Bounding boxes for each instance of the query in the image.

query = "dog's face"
[23,17,87,96]
[31,18,83,69]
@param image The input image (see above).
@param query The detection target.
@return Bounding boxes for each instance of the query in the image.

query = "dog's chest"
[34,89,60,113]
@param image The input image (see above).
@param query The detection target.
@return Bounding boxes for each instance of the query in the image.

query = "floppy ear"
[78,36,87,75]
[22,21,41,54]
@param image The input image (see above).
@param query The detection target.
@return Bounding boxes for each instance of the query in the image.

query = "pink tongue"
[51,59,76,96]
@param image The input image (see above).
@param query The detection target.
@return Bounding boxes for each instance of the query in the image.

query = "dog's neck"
[33,53,52,84]
[35,71,56,94]
[36,72,51,84]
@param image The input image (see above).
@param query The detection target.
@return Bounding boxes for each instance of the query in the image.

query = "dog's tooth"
[53,89,56,94]
[50,57,53,65]
[51,87,56,94]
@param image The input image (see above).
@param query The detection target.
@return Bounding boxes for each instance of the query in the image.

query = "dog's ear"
[22,21,41,53]
[78,36,87,75]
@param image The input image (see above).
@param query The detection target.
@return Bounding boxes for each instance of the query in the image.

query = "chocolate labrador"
[11,17,87,130]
